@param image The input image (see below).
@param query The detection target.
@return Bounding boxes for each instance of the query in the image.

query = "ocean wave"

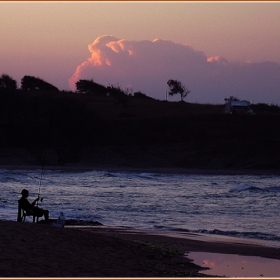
[156,226,280,243]
[195,228,280,242]
[104,172,118,178]
[266,186,280,192]
[2,169,280,247]
[229,183,260,192]
[229,183,280,193]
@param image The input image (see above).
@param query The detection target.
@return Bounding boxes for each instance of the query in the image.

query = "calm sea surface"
[1,168,280,246]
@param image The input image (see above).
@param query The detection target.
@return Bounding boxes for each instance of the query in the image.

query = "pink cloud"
[69,35,280,104]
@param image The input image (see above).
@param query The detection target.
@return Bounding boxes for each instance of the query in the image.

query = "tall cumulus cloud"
[69,35,280,104]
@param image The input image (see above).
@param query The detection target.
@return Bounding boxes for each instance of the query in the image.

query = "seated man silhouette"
[19,189,49,223]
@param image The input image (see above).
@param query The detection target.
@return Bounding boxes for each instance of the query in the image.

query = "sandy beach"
[1,219,280,277]
[1,164,280,277]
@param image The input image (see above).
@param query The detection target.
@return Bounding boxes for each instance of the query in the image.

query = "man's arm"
[31,197,40,206]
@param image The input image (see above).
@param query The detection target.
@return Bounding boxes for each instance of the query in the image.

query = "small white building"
[225,97,253,114]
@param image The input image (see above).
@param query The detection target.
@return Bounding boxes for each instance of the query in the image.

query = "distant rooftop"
[231,101,251,107]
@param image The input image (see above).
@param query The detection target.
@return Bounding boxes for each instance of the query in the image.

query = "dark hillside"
[86,95,224,119]
[0,90,280,171]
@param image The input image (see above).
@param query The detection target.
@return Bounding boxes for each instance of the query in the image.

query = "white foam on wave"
[229,183,253,192]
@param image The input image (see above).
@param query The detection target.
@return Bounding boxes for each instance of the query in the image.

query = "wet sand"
[1,220,280,277]
[86,226,280,277]
[188,251,280,277]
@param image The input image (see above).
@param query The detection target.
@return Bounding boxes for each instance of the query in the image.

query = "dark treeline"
[1,74,280,169]
[0,74,59,92]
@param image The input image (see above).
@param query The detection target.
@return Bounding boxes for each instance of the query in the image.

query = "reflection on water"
[188,252,280,277]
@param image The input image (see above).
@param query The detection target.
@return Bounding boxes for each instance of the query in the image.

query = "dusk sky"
[1,1,280,104]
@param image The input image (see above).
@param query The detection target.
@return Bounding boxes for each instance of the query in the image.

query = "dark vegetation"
[1,74,280,170]
[167,79,190,101]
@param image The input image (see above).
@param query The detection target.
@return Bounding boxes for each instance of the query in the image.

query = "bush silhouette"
[0,74,17,92]
[21,75,59,92]
[76,79,107,95]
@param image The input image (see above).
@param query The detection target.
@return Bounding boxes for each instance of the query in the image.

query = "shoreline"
[75,225,280,260]
[0,220,210,277]
[1,163,280,175]
[2,165,280,276]
[1,220,280,277]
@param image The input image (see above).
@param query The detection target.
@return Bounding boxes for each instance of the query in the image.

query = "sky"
[0,1,280,104]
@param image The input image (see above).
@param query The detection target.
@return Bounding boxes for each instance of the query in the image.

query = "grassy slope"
[1,91,280,171]
[82,95,280,170]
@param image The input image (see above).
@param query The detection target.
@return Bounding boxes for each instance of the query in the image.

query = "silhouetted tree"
[167,79,190,101]
[224,96,239,102]
[21,75,59,92]
[0,74,17,92]
[76,79,107,95]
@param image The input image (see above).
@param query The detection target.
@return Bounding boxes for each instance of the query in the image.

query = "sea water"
[1,168,280,246]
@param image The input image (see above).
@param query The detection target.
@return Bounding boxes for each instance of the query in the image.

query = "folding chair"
[17,199,42,223]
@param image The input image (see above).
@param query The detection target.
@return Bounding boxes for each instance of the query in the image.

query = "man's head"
[21,189,29,198]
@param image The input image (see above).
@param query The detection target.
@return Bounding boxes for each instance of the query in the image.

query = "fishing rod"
[36,101,55,207]
[36,146,48,206]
